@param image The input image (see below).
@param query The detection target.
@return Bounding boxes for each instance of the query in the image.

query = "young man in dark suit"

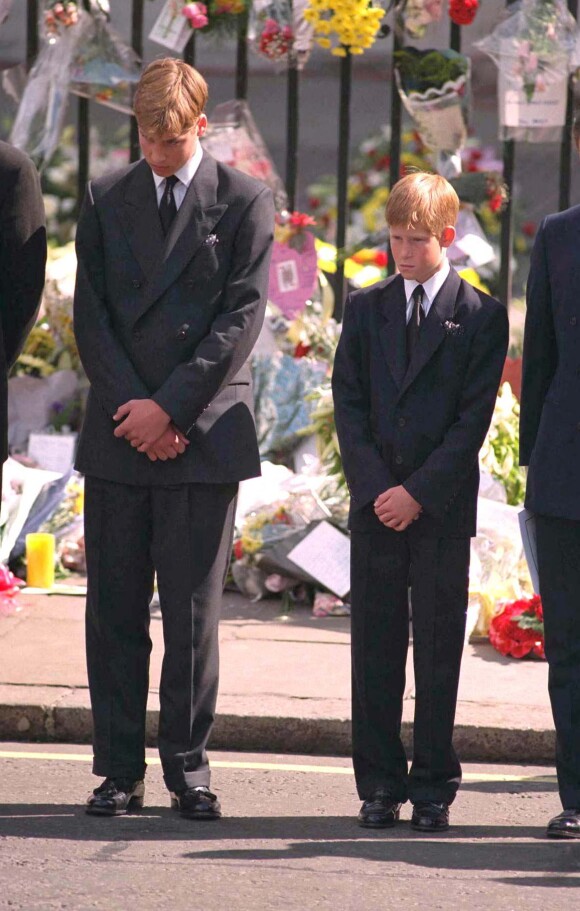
[74,59,274,819]
[0,141,46,492]
[520,119,580,839]
[332,172,508,831]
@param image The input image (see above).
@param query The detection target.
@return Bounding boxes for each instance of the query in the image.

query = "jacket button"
[133,330,143,341]
[132,280,142,289]
[571,316,577,326]
[397,417,406,428]
[395,455,403,465]
[444,504,450,512]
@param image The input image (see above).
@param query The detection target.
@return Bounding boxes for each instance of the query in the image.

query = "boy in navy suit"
[332,172,508,831]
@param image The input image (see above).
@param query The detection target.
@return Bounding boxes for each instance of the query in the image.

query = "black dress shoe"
[358,788,401,828]
[547,809,580,839]
[86,777,145,816]
[411,801,450,832]
[171,786,222,820]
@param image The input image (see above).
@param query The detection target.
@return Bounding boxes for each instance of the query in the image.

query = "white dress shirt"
[151,143,203,210]
[404,257,451,324]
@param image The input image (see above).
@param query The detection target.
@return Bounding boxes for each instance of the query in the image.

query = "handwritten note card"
[287,520,351,598]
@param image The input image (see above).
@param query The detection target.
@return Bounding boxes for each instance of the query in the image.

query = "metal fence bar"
[387,26,403,276]
[285,54,299,211]
[129,0,144,163]
[559,0,578,212]
[183,31,197,67]
[236,12,249,100]
[26,0,39,71]
[332,51,352,320]
[499,139,515,306]
[76,0,92,215]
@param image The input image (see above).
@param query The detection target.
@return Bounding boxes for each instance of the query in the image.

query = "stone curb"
[0,701,556,765]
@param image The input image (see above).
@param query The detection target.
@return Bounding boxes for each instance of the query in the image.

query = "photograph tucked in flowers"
[489,595,545,659]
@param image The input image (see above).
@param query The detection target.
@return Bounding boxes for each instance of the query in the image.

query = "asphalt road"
[0,743,578,911]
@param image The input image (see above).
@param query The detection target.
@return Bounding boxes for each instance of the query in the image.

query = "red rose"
[449,0,479,27]
[233,539,244,560]
[374,250,388,268]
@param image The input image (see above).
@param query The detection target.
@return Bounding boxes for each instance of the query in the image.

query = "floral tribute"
[44,1,79,40]
[489,595,545,659]
[181,2,209,29]
[304,0,384,56]
[448,0,478,27]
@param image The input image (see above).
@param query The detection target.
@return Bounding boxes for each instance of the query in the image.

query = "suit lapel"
[118,160,165,283]
[378,276,407,390]
[398,267,461,398]
[119,155,228,324]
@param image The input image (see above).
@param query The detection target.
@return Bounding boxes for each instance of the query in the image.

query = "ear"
[197,114,208,137]
[440,225,456,248]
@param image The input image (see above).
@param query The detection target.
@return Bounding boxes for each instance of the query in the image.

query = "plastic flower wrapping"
[10,5,140,166]
[394,0,444,40]
[69,12,141,114]
[202,99,288,210]
[248,0,294,64]
[474,0,580,143]
[489,595,545,660]
[304,0,384,57]
[394,48,471,155]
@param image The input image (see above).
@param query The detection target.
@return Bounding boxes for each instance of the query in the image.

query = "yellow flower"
[332,46,347,56]
[316,37,332,48]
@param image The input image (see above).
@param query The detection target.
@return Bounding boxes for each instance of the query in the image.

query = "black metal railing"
[24,0,579,314]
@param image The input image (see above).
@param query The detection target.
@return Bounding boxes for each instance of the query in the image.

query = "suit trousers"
[536,515,580,809]
[350,505,470,804]
[84,476,238,792]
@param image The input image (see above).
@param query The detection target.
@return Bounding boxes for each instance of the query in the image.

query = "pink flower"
[182,3,208,29]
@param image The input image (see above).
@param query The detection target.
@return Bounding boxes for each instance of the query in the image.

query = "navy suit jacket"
[520,205,580,519]
[73,153,274,485]
[332,269,509,537]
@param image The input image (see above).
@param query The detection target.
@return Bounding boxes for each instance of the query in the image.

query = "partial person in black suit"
[0,141,46,492]
[332,172,508,832]
[520,117,580,840]
[74,59,274,819]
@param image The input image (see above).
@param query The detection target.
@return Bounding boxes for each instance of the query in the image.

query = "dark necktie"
[159,174,179,235]
[406,284,425,366]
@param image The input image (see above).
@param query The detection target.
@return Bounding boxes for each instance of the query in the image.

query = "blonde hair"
[385,171,459,236]
[134,58,208,137]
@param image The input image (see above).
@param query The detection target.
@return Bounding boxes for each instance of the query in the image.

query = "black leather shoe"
[86,777,145,816]
[358,788,401,828]
[547,809,580,839]
[411,801,450,831]
[170,786,222,820]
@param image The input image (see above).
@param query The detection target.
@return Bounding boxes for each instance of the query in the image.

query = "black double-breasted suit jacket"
[0,141,46,464]
[73,152,274,484]
[520,204,580,519]
[332,268,509,537]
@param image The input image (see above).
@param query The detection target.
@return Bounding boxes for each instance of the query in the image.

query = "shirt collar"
[404,256,450,306]
[151,143,203,192]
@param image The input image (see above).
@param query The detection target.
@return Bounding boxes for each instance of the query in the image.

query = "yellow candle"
[25,533,55,589]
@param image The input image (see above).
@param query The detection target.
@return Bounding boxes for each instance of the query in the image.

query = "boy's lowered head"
[385,171,459,284]
[134,58,209,178]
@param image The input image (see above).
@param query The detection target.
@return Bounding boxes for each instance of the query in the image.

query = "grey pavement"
[0,584,555,765]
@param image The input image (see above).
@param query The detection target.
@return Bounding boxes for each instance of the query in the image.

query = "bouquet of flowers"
[69,11,141,114]
[304,0,384,57]
[394,47,470,154]
[44,1,80,41]
[248,0,293,62]
[475,0,580,142]
[480,382,526,506]
[489,595,545,659]
[203,99,288,210]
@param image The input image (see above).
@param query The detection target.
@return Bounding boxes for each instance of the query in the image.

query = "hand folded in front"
[137,425,189,462]
[113,399,171,446]
[374,485,422,532]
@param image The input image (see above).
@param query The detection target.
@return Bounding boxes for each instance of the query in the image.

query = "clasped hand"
[374,485,422,532]
[113,399,189,462]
